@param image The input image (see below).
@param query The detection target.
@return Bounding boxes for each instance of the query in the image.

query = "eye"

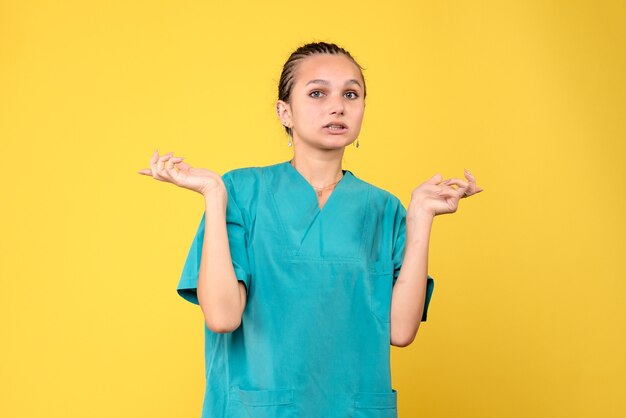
[344,91,359,99]
[309,90,325,98]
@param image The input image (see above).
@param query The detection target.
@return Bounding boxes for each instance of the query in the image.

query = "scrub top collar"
[271,161,363,260]
[281,160,355,213]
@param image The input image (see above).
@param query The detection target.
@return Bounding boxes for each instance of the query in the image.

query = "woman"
[139,42,482,418]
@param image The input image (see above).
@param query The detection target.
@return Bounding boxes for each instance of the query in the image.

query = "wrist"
[405,208,433,244]
[203,186,228,211]
[407,203,435,223]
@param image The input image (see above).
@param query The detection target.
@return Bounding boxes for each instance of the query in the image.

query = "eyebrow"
[304,79,362,88]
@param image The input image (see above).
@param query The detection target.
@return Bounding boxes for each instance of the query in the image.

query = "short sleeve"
[391,198,435,322]
[176,171,252,305]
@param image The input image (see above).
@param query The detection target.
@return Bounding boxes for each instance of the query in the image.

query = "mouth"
[323,122,348,133]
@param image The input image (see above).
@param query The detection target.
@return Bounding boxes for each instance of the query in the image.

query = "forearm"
[197,191,244,333]
[390,208,433,347]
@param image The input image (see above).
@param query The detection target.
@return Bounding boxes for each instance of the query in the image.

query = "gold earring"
[287,127,292,147]
[354,138,360,148]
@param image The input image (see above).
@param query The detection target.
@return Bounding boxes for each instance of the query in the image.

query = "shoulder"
[222,160,292,188]
[222,161,286,183]
[221,163,283,206]
[222,166,261,184]
[350,172,405,212]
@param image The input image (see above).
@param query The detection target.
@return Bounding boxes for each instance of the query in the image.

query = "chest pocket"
[369,260,395,323]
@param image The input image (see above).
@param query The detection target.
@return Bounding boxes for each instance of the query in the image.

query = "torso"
[192,161,409,417]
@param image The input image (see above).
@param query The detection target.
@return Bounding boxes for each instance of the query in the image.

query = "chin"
[319,138,353,150]
[298,133,355,150]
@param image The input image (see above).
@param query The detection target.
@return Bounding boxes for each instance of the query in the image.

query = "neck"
[290,152,344,188]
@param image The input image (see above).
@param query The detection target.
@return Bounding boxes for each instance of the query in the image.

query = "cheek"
[353,106,365,121]
[298,104,323,124]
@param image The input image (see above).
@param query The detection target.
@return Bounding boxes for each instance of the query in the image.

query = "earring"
[287,126,292,147]
[354,138,360,148]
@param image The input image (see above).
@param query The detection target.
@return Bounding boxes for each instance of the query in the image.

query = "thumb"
[175,161,192,171]
[427,173,443,185]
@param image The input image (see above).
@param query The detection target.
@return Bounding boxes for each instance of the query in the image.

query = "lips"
[323,121,347,129]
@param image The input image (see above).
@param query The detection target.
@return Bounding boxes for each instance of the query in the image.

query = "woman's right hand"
[138,150,226,198]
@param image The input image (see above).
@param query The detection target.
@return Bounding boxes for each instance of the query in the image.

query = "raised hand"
[409,169,483,217]
[137,150,226,197]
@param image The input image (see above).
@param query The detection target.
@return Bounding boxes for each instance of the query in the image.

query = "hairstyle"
[278,41,367,136]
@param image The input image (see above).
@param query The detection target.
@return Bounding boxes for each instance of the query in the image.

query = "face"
[277,54,366,151]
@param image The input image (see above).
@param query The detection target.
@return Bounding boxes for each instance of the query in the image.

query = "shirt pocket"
[368,260,395,323]
[352,389,398,418]
[228,386,297,418]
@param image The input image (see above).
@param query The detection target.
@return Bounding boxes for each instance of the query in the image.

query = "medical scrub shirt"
[177,160,435,418]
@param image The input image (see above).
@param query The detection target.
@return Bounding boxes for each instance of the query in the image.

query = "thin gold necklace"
[290,159,344,197]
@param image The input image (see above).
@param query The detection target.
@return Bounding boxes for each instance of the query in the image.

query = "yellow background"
[1,1,625,417]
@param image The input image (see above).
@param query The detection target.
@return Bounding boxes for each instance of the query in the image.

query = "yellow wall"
[1,1,624,417]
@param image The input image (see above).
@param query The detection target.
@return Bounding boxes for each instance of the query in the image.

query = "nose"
[328,94,345,116]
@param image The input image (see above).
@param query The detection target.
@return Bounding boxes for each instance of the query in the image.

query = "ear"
[276,100,293,129]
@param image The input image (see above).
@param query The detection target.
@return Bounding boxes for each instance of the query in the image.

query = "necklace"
[290,159,344,197]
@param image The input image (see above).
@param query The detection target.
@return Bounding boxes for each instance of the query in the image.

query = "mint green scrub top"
[177,160,434,418]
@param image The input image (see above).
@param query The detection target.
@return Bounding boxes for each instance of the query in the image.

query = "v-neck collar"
[282,160,353,213]
[268,160,365,260]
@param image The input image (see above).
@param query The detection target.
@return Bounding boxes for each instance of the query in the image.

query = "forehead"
[293,54,362,86]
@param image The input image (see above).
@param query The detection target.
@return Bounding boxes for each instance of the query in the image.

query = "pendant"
[317,190,323,197]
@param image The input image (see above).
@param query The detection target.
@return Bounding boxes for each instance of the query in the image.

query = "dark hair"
[278,42,367,136]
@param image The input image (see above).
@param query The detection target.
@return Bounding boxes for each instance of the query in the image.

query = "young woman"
[139,42,482,418]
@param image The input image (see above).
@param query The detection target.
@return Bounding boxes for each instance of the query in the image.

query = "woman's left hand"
[409,169,483,218]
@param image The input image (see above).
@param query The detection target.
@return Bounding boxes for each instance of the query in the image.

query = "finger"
[138,168,152,175]
[437,189,458,199]
[463,173,477,187]
[167,157,183,172]
[159,160,177,182]
[427,173,443,185]
[169,157,185,173]
[153,153,173,181]
[443,178,469,189]
[467,188,484,196]
[150,150,159,177]
[168,154,185,167]
[160,167,174,182]
[166,161,181,180]
[158,151,174,162]
[157,152,173,172]
[436,185,460,198]
[465,171,480,187]
[464,168,476,180]
[464,170,483,193]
